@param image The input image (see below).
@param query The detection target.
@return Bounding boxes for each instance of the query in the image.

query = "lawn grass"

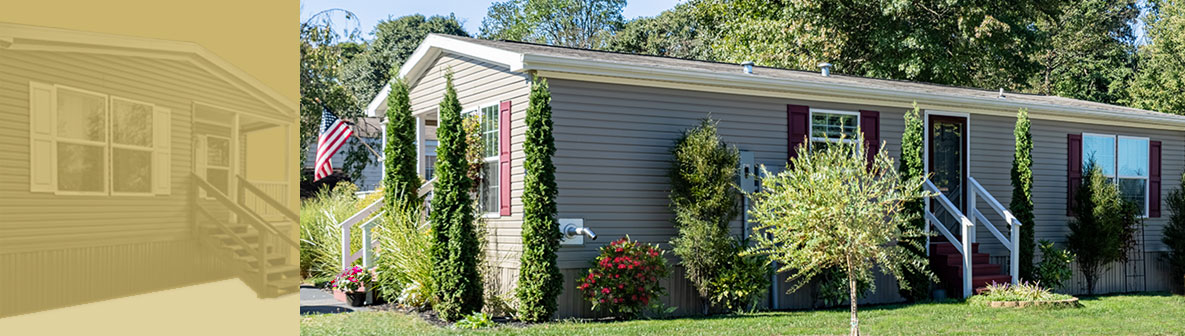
[300,293,1185,335]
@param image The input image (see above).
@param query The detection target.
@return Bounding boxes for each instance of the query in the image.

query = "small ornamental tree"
[1010,108,1037,281]
[516,77,564,322]
[896,103,931,302]
[1066,162,1141,295]
[1162,172,1185,293]
[748,136,931,336]
[382,77,421,210]
[429,72,483,321]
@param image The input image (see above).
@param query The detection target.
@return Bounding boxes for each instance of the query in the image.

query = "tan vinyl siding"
[0,48,283,253]
[407,52,530,271]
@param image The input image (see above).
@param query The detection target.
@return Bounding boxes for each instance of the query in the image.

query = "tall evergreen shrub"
[1010,108,1037,281]
[896,104,931,302]
[1066,162,1141,294]
[670,118,739,299]
[515,77,564,322]
[383,77,421,210]
[1163,173,1185,293]
[429,73,483,321]
[670,118,768,312]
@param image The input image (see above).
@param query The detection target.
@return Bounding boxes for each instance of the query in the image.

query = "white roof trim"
[0,23,296,119]
[366,34,525,117]
[369,34,1185,128]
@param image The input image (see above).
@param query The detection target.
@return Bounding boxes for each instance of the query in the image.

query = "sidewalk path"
[299,285,369,315]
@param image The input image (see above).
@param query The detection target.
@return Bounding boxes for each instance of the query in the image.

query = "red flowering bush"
[577,236,670,318]
[330,266,374,293]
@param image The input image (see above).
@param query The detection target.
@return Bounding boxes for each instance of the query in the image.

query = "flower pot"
[345,291,367,307]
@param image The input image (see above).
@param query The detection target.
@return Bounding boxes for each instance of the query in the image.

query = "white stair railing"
[339,179,435,272]
[923,179,975,298]
[967,177,1021,286]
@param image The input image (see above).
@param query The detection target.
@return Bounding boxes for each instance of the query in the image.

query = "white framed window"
[32,83,169,196]
[1082,133,1149,217]
[110,97,155,195]
[423,140,439,181]
[809,109,860,151]
[464,102,501,216]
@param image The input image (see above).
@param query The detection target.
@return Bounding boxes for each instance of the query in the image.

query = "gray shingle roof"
[440,34,1183,121]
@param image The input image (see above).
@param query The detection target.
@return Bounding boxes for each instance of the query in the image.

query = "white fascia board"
[365,34,524,117]
[520,55,1185,128]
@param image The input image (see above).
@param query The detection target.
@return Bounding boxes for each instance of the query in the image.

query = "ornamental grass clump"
[577,237,671,319]
[967,282,1074,304]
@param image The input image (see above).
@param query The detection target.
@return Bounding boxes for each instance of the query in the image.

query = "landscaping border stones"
[985,297,1080,308]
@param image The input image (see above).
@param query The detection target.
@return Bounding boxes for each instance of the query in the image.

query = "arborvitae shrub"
[382,77,420,210]
[1066,162,1141,295]
[429,72,483,321]
[1163,173,1185,293]
[1010,108,1036,281]
[896,104,931,302]
[515,77,564,322]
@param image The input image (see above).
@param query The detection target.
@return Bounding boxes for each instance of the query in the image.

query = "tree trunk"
[848,254,860,336]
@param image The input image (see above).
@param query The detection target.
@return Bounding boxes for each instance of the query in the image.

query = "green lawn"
[300,293,1185,335]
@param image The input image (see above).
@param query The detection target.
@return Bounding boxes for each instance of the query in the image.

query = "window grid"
[809,109,860,145]
[1082,133,1150,217]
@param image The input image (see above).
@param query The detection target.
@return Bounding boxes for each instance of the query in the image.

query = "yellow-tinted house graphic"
[0,23,298,318]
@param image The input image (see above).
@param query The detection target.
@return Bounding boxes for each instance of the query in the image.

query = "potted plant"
[330,266,373,307]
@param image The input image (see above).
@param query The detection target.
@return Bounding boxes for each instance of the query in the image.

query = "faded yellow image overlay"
[0,1,297,335]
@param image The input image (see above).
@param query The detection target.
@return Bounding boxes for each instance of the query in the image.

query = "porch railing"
[923,177,1021,298]
[339,179,434,271]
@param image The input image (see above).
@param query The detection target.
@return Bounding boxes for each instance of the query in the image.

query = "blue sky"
[300,0,684,40]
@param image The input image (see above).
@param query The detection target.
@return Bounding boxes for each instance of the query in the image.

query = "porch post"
[415,115,426,177]
[968,190,977,244]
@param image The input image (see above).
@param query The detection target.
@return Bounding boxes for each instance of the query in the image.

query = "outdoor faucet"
[564,224,597,240]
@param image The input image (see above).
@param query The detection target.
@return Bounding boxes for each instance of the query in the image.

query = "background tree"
[382,77,421,210]
[429,73,483,321]
[1031,0,1139,105]
[300,9,383,183]
[1066,162,1141,294]
[479,0,625,48]
[341,14,466,103]
[1163,172,1185,293]
[896,104,930,302]
[1128,0,1185,115]
[516,77,563,322]
[1010,109,1037,281]
[748,137,931,335]
[695,0,1053,90]
[607,3,713,60]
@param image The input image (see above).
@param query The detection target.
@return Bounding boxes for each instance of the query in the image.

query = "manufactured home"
[0,24,300,317]
[365,34,1185,317]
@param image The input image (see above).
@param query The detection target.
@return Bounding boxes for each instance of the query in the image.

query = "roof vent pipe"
[998,88,1005,99]
[818,62,832,77]
[741,61,754,74]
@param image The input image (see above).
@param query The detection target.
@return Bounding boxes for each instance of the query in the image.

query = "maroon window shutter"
[499,100,512,216]
[1067,134,1082,216]
[787,105,809,160]
[1150,140,1163,218]
[860,110,880,164]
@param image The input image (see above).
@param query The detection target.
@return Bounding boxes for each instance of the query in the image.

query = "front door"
[928,115,968,237]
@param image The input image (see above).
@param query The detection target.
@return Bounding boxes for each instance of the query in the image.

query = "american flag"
[313,106,353,181]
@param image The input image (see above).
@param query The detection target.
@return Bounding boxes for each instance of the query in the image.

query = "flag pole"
[315,98,383,159]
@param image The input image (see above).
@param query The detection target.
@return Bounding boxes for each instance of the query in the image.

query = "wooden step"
[938,253,991,266]
[931,242,979,255]
[972,274,1012,288]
